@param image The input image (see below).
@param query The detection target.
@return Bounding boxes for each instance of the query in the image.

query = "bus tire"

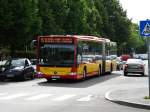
[124,72,127,76]
[141,73,145,76]
[83,68,87,80]
[110,63,113,73]
[98,65,101,77]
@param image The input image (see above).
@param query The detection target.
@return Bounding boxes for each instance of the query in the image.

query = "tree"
[63,0,86,34]
[0,0,41,56]
[102,0,132,55]
[48,0,67,34]
[85,0,103,36]
[128,23,146,53]
[0,0,141,56]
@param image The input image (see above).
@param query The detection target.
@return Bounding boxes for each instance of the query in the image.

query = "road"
[0,60,149,112]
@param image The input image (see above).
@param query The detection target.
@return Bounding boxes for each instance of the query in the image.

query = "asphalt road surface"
[0,60,149,112]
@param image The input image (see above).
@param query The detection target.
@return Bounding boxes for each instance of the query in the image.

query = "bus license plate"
[51,76,60,79]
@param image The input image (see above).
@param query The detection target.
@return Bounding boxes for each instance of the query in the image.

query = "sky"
[119,0,150,24]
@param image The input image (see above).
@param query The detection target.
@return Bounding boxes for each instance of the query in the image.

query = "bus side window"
[77,46,82,64]
[77,54,82,64]
[77,46,82,54]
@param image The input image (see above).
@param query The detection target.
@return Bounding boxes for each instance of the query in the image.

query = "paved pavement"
[1,59,150,110]
[105,60,150,109]
[105,85,150,109]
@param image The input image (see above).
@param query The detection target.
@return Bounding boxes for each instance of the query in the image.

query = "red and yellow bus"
[34,35,117,81]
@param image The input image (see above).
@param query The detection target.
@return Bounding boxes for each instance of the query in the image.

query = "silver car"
[124,59,145,76]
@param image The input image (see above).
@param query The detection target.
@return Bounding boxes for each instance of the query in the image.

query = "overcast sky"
[119,0,150,24]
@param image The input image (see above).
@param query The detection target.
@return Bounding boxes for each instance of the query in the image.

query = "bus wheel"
[98,66,101,77]
[110,64,113,73]
[47,78,52,82]
[83,69,87,80]
[124,72,127,76]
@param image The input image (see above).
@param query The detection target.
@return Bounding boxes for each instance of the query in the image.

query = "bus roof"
[38,35,111,43]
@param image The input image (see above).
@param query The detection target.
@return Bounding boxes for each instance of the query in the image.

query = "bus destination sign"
[40,37,73,44]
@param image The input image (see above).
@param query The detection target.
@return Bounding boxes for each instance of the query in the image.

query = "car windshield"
[5,59,25,67]
[126,59,143,64]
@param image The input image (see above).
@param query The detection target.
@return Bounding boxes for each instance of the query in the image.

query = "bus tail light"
[70,67,77,75]
[36,66,40,72]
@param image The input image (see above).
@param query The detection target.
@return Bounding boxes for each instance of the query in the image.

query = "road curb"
[105,90,150,110]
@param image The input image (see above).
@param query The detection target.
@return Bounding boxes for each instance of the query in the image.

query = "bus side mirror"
[30,40,37,49]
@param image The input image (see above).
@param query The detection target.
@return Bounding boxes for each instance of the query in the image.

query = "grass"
[144,96,150,100]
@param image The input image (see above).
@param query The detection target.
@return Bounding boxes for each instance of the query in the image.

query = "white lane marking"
[0,93,7,96]
[52,94,76,101]
[25,94,53,101]
[0,93,28,100]
[77,95,93,101]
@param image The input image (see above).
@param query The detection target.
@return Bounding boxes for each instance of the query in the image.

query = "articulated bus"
[34,35,117,81]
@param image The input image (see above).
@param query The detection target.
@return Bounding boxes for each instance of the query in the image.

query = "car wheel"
[21,73,27,81]
[141,73,145,76]
[30,71,35,79]
[117,65,120,70]
[0,78,5,82]
[120,66,123,70]
[30,73,34,79]
[124,71,127,76]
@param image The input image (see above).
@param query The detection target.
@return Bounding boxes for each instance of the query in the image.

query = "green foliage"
[38,0,61,35]
[14,51,36,59]
[0,0,144,55]
[128,24,146,53]
[0,0,41,53]
[144,96,150,100]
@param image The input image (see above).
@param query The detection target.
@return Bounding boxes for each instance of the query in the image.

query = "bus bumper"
[40,74,81,80]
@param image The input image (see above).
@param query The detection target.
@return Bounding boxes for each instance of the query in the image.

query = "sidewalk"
[105,87,150,109]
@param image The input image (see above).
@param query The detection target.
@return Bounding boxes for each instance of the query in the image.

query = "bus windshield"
[38,44,74,67]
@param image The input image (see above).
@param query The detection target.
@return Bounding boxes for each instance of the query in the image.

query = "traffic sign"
[140,20,150,37]
[140,20,150,98]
